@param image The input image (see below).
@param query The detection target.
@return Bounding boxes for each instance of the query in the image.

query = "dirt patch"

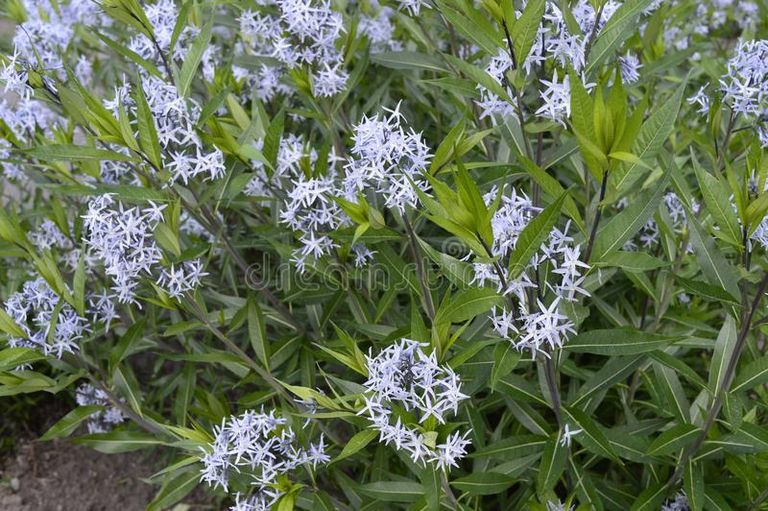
[0,439,160,511]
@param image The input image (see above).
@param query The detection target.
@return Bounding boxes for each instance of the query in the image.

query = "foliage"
[1,0,768,510]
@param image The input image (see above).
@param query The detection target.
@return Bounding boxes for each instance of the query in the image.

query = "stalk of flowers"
[199,409,330,510]
[471,189,589,354]
[359,338,472,470]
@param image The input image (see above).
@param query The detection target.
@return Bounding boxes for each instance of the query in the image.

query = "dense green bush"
[1,0,768,509]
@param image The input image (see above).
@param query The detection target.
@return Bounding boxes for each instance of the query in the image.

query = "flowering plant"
[1,0,768,509]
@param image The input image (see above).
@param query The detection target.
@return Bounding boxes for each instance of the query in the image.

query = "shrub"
[0,0,767,509]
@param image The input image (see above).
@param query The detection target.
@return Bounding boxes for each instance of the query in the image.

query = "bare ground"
[0,439,159,511]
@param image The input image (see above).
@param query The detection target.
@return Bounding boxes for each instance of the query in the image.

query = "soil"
[0,440,157,511]
[0,396,215,511]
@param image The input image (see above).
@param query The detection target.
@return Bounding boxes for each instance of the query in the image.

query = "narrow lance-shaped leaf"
[646,423,700,456]
[732,356,768,393]
[565,328,681,355]
[508,192,566,278]
[592,170,669,260]
[247,298,270,370]
[692,150,741,247]
[536,429,568,495]
[511,0,545,65]
[177,18,214,98]
[709,315,737,398]
[433,287,504,327]
[612,79,686,193]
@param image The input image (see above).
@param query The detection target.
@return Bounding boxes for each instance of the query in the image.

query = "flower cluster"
[360,339,471,470]
[477,1,653,123]
[245,134,350,271]
[661,491,690,511]
[199,410,329,509]
[720,40,768,147]
[3,278,88,359]
[83,194,204,304]
[343,102,432,213]
[75,383,126,434]
[236,0,348,100]
[476,189,588,354]
[246,104,430,272]
[129,0,215,80]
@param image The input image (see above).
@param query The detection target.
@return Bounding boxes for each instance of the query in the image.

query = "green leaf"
[0,307,28,338]
[371,51,448,73]
[146,469,199,511]
[536,431,568,495]
[417,237,474,287]
[444,54,513,105]
[654,361,691,423]
[511,0,545,65]
[732,356,768,393]
[434,287,503,327]
[26,145,135,162]
[563,406,620,461]
[74,431,166,453]
[497,374,548,406]
[490,342,521,390]
[177,18,213,97]
[572,355,644,411]
[692,152,741,246]
[508,193,566,278]
[565,328,680,355]
[0,348,46,371]
[247,298,270,370]
[630,484,667,511]
[676,277,740,306]
[612,80,686,193]
[263,109,285,173]
[594,251,669,272]
[709,315,737,398]
[686,211,741,301]
[73,249,86,316]
[586,0,654,75]
[646,423,700,456]
[430,120,466,173]
[358,482,423,502]
[40,406,102,441]
[133,79,163,170]
[433,0,501,55]
[332,429,378,464]
[592,171,669,260]
[518,156,585,232]
[451,472,516,496]
[722,422,768,453]
[684,459,704,511]
[96,32,163,79]
[469,435,546,459]
[154,223,181,257]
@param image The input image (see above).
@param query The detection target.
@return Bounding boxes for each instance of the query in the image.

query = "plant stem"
[583,3,606,62]
[184,296,293,402]
[542,352,563,427]
[667,272,768,487]
[583,168,609,263]
[403,215,436,321]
